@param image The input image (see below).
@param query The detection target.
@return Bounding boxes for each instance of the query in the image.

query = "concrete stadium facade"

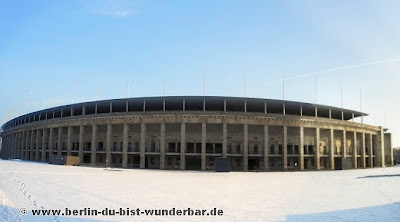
[0,96,394,171]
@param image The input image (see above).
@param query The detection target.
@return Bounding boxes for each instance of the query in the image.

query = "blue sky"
[1,0,400,145]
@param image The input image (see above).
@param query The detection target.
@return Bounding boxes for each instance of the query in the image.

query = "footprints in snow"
[9,171,60,221]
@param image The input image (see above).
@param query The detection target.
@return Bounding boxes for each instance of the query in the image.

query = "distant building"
[0,96,393,171]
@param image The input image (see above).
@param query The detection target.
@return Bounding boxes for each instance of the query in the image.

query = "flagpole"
[53,90,56,107]
[164,65,166,96]
[126,74,130,98]
[203,65,206,96]
[72,88,75,104]
[96,74,99,101]
[244,65,247,97]
[283,72,285,100]
[314,75,317,104]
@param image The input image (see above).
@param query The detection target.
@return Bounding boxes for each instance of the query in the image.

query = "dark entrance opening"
[112,154,122,167]
[132,156,140,168]
[334,157,342,170]
[248,158,260,171]
[83,154,90,164]
[366,157,370,167]
[186,156,201,170]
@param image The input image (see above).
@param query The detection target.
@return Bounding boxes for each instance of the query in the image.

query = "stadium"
[0,96,394,171]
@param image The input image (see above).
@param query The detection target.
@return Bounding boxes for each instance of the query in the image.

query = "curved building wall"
[0,96,393,171]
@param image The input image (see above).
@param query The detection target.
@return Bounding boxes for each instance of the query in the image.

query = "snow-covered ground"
[0,159,399,222]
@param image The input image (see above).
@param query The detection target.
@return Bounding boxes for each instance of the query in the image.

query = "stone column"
[11,134,15,159]
[8,134,13,159]
[389,134,394,166]
[353,131,357,168]
[15,133,19,158]
[9,135,12,158]
[57,127,62,156]
[3,136,6,158]
[35,129,40,161]
[4,135,9,159]
[140,122,146,169]
[4,136,8,159]
[2,136,4,157]
[263,125,269,171]
[16,133,19,158]
[11,133,16,159]
[25,131,30,160]
[8,135,11,158]
[19,132,23,159]
[222,123,227,158]
[20,132,23,158]
[20,132,23,159]
[328,128,334,169]
[300,126,305,170]
[78,125,85,164]
[361,132,366,168]
[12,134,16,158]
[376,127,385,167]
[122,123,129,168]
[48,128,53,158]
[10,135,13,158]
[180,123,186,170]
[2,136,5,158]
[41,128,47,162]
[342,130,347,159]
[14,133,17,159]
[243,123,248,171]
[315,128,320,170]
[27,130,33,160]
[30,130,35,160]
[6,135,10,159]
[21,132,25,160]
[201,123,206,171]
[19,131,25,160]
[369,134,373,167]
[4,136,7,159]
[2,136,5,159]
[25,131,29,160]
[106,124,112,168]
[10,134,13,159]
[67,126,72,156]
[16,133,19,159]
[17,132,21,159]
[23,132,27,160]
[283,125,288,169]
[90,124,97,166]
[13,133,17,159]
[159,122,166,169]
[19,132,22,159]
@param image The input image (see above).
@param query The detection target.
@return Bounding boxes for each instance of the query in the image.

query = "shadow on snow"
[356,174,400,179]
[286,202,400,222]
